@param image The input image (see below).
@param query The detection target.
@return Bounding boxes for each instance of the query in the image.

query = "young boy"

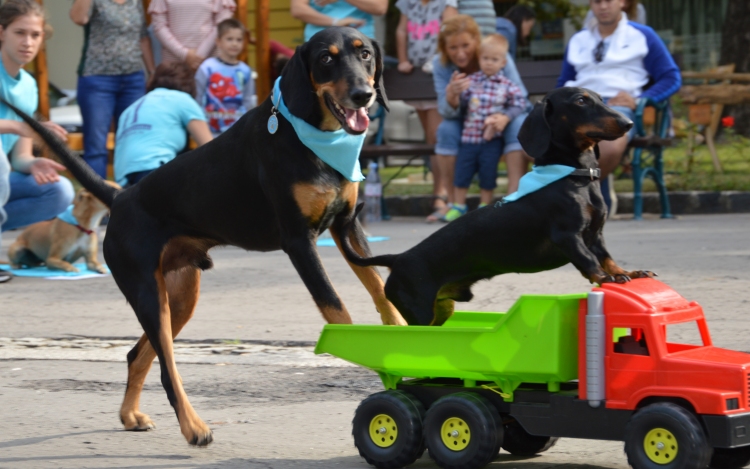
[195,19,257,136]
[444,34,527,222]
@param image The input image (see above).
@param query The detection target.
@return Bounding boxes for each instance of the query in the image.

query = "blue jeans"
[435,112,528,156]
[455,138,504,189]
[2,172,74,231]
[78,72,146,178]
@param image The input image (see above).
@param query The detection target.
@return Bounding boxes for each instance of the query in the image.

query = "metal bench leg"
[652,147,673,219]
[632,147,644,220]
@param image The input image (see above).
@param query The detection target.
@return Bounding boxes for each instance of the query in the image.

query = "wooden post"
[34,0,49,120]
[236,0,249,63]
[255,0,271,101]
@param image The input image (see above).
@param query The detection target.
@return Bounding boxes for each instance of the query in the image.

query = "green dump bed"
[315,294,586,397]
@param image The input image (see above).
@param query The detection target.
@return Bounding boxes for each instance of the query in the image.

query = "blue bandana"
[271,77,365,182]
[501,165,578,203]
[56,205,78,225]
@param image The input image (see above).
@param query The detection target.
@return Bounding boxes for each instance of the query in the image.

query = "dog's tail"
[1,98,118,207]
[340,203,397,268]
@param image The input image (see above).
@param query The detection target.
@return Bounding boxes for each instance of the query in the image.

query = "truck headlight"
[727,398,740,410]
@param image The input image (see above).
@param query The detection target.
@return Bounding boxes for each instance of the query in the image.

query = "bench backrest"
[381,59,563,102]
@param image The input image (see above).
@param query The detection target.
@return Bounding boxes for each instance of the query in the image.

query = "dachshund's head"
[279,27,388,135]
[518,87,633,167]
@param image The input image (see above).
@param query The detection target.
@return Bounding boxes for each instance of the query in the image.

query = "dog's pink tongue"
[345,108,369,132]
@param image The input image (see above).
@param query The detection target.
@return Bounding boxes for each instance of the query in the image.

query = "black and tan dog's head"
[279,27,388,135]
[518,87,633,166]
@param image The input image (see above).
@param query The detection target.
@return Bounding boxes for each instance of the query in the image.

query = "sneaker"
[443,204,467,222]
[0,271,12,283]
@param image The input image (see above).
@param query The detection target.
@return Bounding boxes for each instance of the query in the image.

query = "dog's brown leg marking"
[431,298,455,326]
[120,267,201,432]
[601,257,628,276]
[330,229,407,326]
[154,264,212,446]
[293,183,336,224]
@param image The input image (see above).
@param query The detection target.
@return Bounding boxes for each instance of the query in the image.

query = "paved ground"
[2,214,750,469]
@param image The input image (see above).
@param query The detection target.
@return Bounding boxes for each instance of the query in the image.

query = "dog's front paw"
[121,410,155,431]
[90,264,108,274]
[628,270,657,279]
[595,273,630,284]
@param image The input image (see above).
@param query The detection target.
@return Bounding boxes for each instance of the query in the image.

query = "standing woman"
[430,15,529,221]
[149,0,236,69]
[71,0,155,179]
[0,0,72,240]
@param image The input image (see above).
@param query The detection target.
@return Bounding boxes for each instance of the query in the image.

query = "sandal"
[425,195,449,223]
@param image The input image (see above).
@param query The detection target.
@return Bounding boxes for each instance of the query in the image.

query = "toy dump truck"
[315,279,750,469]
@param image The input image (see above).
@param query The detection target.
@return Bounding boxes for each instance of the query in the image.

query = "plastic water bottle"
[364,161,382,223]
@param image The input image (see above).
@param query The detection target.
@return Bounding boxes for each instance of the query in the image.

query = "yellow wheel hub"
[644,428,678,464]
[441,417,471,451]
[369,414,398,448]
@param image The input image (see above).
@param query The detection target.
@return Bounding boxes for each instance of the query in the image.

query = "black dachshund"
[4,27,406,447]
[341,87,656,326]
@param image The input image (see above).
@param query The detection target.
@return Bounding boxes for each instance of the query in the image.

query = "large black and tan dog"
[341,87,656,326]
[5,27,406,446]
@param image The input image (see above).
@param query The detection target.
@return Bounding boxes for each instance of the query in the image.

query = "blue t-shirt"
[303,0,375,41]
[195,57,256,135]
[0,57,38,156]
[114,88,206,185]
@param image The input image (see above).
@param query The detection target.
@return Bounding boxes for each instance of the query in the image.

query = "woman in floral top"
[70,0,155,179]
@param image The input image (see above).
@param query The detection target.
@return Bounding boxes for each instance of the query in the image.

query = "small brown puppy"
[8,181,120,273]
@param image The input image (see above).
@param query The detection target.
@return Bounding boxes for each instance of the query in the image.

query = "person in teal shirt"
[0,0,72,237]
[290,0,387,42]
[114,63,213,187]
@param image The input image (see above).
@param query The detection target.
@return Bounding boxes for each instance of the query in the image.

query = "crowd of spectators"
[0,0,680,284]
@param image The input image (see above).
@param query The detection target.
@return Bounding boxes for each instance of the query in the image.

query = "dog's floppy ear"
[518,99,552,159]
[371,39,389,111]
[279,42,316,120]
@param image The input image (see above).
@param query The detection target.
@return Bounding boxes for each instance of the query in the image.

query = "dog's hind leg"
[120,267,201,432]
[330,219,407,326]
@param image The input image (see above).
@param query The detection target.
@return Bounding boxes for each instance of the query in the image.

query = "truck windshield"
[665,320,707,353]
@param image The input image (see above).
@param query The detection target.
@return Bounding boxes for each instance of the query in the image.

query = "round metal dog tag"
[267,114,278,134]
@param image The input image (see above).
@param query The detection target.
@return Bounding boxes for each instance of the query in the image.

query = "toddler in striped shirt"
[444,34,526,222]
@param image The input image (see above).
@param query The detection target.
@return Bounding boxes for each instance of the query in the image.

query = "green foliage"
[517,0,589,29]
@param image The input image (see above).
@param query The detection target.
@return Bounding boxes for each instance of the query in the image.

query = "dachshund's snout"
[349,88,373,108]
[621,119,634,132]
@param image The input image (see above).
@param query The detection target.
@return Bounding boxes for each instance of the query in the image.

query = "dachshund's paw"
[121,411,155,431]
[628,270,657,279]
[613,273,631,284]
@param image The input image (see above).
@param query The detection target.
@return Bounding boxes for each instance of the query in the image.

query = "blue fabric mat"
[0,262,110,278]
[316,236,389,247]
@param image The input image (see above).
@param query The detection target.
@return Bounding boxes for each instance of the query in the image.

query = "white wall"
[45,0,84,92]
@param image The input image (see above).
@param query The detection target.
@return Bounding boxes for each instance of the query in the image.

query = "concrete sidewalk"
[2,215,750,468]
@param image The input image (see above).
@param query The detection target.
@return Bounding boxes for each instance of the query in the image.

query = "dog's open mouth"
[325,94,369,135]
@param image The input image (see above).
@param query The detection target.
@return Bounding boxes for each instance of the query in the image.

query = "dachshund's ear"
[279,42,315,120]
[371,39,389,112]
[518,99,552,159]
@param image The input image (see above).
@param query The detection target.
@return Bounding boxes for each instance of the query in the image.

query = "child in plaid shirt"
[444,34,527,222]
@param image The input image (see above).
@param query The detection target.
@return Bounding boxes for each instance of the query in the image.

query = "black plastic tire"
[501,420,558,456]
[424,392,503,469]
[624,403,712,469]
[352,390,426,469]
[710,446,750,468]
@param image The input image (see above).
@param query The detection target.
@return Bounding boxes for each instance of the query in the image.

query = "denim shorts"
[606,104,636,142]
[454,138,504,189]
[435,112,528,156]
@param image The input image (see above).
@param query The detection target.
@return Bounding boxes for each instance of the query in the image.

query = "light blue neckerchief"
[501,165,578,203]
[56,204,78,225]
[271,77,365,182]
